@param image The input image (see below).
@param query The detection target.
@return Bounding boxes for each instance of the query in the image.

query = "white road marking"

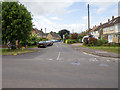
[57,52,61,60]
[48,58,53,60]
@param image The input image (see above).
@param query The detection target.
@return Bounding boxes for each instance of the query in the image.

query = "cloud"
[49,24,87,33]
[50,17,61,21]
[67,9,80,14]
[82,16,88,20]
[18,0,118,33]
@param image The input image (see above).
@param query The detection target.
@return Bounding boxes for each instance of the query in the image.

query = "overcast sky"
[19,0,118,33]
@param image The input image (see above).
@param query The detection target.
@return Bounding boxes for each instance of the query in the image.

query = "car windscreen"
[46,41,50,43]
[39,41,45,43]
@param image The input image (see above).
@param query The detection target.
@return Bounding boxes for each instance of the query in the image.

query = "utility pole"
[88,4,90,35]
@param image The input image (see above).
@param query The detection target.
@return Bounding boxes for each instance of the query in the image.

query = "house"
[46,32,61,40]
[102,16,120,43]
[90,23,103,39]
[32,28,44,38]
[46,33,53,40]
[90,25,100,39]
[88,16,120,43]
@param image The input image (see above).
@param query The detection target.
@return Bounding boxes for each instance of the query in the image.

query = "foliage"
[79,31,87,37]
[71,33,78,39]
[83,37,88,45]
[65,33,69,39]
[67,39,78,44]
[2,2,32,47]
[97,38,108,46]
[40,38,46,41]
[58,29,70,39]
[78,35,83,39]
[88,37,98,46]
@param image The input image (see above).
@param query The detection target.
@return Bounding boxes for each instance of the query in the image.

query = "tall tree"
[58,29,70,39]
[2,2,32,47]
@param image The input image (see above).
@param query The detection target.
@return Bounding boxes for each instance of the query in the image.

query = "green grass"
[79,45,119,54]
[27,45,37,48]
[1,49,36,55]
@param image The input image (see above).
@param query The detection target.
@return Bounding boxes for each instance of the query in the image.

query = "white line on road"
[57,52,61,60]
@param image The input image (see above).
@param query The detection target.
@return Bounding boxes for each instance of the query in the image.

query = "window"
[109,26,114,31]
[114,34,117,38]
[104,28,107,32]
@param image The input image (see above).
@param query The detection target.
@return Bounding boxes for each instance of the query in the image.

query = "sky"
[19,0,119,33]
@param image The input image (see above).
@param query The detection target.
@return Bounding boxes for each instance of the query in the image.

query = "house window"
[104,28,107,32]
[114,34,117,38]
[109,26,114,31]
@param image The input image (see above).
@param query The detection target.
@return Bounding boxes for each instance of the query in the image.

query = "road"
[2,42,118,88]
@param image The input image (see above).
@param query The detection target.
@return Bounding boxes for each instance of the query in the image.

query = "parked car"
[46,41,53,46]
[51,40,56,43]
[38,41,47,48]
[55,40,61,42]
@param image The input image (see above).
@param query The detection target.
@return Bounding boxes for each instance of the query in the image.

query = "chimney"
[100,23,102,25]
[112,16,114,20]
[108,19,110,22]
[41,28,42,31]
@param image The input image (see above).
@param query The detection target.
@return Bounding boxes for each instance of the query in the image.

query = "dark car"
[46,41,53,46]
[55,40,61,42]
[38,41,47,48]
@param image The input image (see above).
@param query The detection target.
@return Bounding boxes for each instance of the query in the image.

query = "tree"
[58,29,70,39]
[71,33,78,39]
[2,2,32,48]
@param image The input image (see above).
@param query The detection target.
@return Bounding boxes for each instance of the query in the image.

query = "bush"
[83,37,88,45]
[97,38,108,46]
[67,39,78,44]
[88,37,98,46]
[71,33,78,39]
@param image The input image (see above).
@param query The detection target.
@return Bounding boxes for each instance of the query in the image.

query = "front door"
[108,35,113,43]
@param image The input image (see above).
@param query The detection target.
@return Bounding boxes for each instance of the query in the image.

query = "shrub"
[66,39,78,44]
[71,33,78,39]
[97,38,108,46]
[83,37,88,45]
[88,37,98,46]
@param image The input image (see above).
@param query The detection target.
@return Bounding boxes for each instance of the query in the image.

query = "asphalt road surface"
[2,42,118,88]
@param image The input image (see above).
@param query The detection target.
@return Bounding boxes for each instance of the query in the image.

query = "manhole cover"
[71,62,80,65]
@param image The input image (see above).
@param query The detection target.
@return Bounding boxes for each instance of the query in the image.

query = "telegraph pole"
[88,4,90,35]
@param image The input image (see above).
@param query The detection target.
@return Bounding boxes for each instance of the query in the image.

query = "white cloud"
[19,0,118,33]
[50,24,87,33]
[67,9,80,14]
[82,16,88,20]
[50,17,61,21]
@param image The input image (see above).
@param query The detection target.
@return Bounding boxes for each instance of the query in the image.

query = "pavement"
[2,42,118,88]
[69,43,119,58]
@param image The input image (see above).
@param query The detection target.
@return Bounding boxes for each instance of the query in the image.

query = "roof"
[90,16,120,32]
[50,32,61,38]
[102,16,120,28]
[91,25,100,32]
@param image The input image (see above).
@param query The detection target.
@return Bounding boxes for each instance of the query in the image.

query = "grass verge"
[2,49,36,55]
[27,45,37,48]
[79,45,119,54]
